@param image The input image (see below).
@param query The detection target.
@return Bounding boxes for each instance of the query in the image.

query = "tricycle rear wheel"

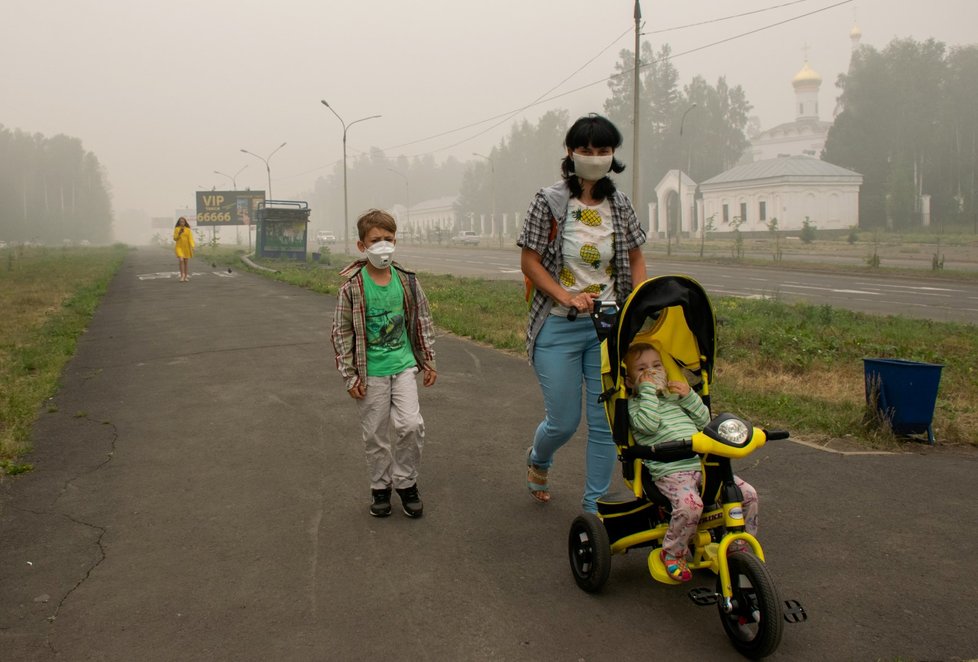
[568,513,611,593]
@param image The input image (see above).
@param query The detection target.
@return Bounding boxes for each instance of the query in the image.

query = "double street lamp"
[321,100,381,255]
[213,164,248,191]
[240,142,287,202]
[214,165,249,246]
[240,143,285,253]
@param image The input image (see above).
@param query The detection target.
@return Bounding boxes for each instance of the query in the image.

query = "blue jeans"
[529,314,616,512]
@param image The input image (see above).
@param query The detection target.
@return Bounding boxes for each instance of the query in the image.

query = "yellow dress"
[173,226,195,258]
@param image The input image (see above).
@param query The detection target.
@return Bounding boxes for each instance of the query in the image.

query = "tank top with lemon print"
[553,198,615,317]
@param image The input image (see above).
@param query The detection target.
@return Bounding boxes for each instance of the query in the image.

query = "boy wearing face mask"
[331,209,437,518]
[624,343,758,582]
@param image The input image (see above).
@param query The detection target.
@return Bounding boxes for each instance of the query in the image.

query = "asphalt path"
[394,244,978,325]
[1,248,977,661]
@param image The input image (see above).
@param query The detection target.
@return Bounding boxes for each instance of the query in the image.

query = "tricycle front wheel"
[718,552,784,659]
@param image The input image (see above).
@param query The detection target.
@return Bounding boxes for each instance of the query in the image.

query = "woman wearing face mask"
[518,114,647,513]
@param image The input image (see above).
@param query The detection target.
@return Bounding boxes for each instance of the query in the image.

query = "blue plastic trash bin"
[863,358,943,444]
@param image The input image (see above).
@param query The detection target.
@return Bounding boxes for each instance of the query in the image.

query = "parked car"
[451,231,480,246]
[316,230,336,244]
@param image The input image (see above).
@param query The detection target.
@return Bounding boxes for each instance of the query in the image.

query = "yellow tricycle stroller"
[567,275,805,659]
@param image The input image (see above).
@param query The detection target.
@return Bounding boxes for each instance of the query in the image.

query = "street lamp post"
[321,100,381,255]
[240,142,286,201]
[214,165,248,245]
[387,167,410,238]
[674,103,698,253]
[473,152,496,243]
[240,144,286,253]
[213,164,248,191]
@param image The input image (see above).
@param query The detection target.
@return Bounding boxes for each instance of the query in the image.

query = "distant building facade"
[405,196,458,239]
[698,156,862,233]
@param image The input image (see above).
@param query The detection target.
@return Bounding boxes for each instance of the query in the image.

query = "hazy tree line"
[0,125,113,244]
[305,40,752,236]
[824,38,978,230]
[305,148,465,236]
[603,44,752,194]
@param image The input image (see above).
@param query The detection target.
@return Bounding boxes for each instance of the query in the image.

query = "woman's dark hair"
[175,217,188,227]
[561,114,626,201]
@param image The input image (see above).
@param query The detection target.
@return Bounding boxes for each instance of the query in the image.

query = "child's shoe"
[660,549,692,582]
[370,488,392,517]
[396,484,423,518]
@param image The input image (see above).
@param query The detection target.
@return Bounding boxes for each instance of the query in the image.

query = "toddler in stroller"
[623,341,758,582]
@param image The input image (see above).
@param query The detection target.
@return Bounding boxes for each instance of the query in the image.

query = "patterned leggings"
[656,470,758,558]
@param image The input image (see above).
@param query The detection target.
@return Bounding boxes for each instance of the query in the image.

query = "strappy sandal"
[660,549,692,582]
[526,447,550,503]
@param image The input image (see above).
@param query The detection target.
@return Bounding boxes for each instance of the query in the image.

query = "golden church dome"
[850,24,862,39]
[792,62,822,86]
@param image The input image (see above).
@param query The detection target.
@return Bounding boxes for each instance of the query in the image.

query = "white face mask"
[572,153,613,182]
[364,240,395,268]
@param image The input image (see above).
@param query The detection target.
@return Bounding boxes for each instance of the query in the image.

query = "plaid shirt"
[517,179,646,361]
[331,259,437,392]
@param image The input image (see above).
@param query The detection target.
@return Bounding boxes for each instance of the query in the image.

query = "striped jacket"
[331,260,437,392]
[628,382,711,481]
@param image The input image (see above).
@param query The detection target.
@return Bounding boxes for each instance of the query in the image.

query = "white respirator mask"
[572,153,613,181]
[365,240,395,268]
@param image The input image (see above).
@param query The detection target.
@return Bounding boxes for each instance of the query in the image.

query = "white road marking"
[859,283,961,292]
[137,271,236,280]
[780,283,881,296]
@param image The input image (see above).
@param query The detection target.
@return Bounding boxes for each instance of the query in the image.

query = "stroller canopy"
[605,275,716,390]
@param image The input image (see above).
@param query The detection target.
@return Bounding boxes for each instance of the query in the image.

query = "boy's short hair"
[357,209,397,240]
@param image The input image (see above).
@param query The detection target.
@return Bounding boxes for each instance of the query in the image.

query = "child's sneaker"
[396,484,423,518]
[370,488,392,517]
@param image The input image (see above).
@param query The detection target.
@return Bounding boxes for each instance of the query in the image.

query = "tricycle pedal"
[688,587,718,606]
[783,599,807,623]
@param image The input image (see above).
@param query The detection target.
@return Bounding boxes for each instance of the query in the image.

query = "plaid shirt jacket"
[331,260,437,392]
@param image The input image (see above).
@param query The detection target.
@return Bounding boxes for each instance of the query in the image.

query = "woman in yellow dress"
[173,217,195,282]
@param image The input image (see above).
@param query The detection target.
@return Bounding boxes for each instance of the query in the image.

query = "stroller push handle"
[566,299,616,323]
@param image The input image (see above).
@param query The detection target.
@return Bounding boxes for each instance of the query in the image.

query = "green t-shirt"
[362,270,417,377]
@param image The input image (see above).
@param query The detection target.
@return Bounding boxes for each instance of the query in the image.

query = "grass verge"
[227,248,978,448]
[0,244,128,474]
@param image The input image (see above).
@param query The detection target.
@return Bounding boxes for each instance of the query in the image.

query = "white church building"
[649,27,865,237]
[699,156,862,233]
[651,156,862,238]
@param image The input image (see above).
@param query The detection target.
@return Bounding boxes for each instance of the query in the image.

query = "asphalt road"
[1,248,977,661]
[393,244,978,325]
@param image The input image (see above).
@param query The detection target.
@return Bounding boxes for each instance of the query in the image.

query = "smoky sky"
[2,0,975,237]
